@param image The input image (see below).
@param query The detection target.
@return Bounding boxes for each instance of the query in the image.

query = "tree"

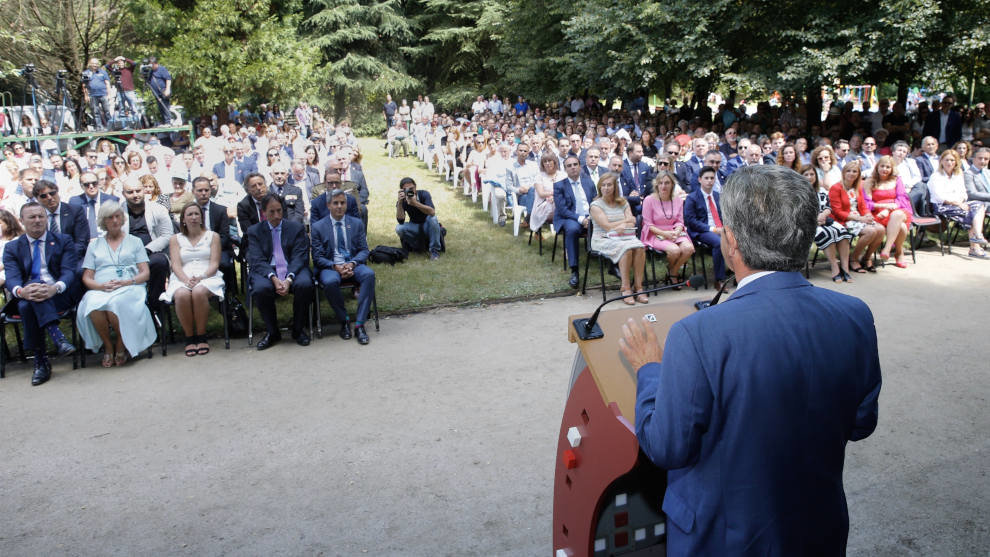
[304,0,420,122]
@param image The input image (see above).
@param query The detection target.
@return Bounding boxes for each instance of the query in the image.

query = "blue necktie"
[335,221,348,259]
[30,239,41,281]
[88,199,98,237]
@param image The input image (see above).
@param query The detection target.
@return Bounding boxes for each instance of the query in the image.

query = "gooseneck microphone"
[693,272,735,311]
[573,275,705,340]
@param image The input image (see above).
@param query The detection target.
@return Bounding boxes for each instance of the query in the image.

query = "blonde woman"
[929,149,988,258]
[863,155,912,267]
[590,172,647,304]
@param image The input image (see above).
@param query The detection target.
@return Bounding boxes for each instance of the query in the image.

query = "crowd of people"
[0,113,411,387]
[393,91,990,292]
[3,87,989,386]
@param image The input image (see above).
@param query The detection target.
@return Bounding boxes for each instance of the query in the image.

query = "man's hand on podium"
[618,316,663,372]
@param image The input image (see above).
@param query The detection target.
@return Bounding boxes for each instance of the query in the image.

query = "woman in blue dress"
[76,201,157,367]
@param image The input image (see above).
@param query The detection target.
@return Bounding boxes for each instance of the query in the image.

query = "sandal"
[185,336,198,357]
[841,271,853,283]
[849,263,867,274]
[114,352,128,367]
[101,352,114,368]
[832,273,843,282]
[196,335,210,356]
[621,290,636,305]
[635,293,649,304]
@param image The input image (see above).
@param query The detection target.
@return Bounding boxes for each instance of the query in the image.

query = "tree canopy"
[1,0,988,123]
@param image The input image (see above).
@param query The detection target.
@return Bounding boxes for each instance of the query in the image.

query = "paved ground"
[1,247,988,556]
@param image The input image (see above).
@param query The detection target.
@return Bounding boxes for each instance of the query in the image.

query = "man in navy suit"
[676,138,709,189]
[688,151,726,193]
[268,162,307,224]
[2,203,79,385]
[212,146,246,187]
[247,194,314,350]
[70,171,119,238]
[312,189,375,345]
[553,155,597,288]
[922,94,962,148]
[33,180,90,266]
[621,165,881,556]
[684,166,728,290]
[915,136,941,184]
[581,146,606,186]
[620,142,654,216]
[310,171,362,224]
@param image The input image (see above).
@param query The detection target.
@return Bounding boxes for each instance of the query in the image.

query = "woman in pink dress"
[640,170,695,286]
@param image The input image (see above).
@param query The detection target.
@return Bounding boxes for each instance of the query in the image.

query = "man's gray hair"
[329,188,347,200]
[721,166,817,272]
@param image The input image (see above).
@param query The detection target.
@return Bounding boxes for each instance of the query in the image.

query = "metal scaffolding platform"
[0,124,194,151]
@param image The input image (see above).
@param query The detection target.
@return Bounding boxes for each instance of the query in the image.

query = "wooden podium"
[552,299,698,557]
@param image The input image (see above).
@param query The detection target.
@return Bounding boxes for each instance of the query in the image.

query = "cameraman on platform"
[146,56,173,125]
[107,56,138,116]
[394,177,442,260]
[82,58,111,131]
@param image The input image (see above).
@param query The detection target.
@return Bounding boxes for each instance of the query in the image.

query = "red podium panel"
[552,300,696,557]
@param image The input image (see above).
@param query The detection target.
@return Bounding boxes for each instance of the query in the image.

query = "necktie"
[259,202,266,222]
[30,239,41,281]
[335,221,348,259]
[633,164,640,187]
[49,212,60,234]
[87,199,97,237]
[202,204,211,230]
[708,195,723,229]
[271,226,288,280]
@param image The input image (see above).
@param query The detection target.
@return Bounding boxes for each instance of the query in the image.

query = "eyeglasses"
[82,180,99,187]
[87,154,97,158]
[36,192,55,199]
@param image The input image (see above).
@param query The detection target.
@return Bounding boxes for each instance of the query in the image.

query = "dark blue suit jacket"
[635,271,881,556]
[246,219,309,280]
[915,155,938,184]
[311,214,369,269]
[552,175,597,228]
[3,232,78,293]
[684,188,720,239]
[922,110,962,146]
[69,192,119,208]
[48,202,90,263]
[310,191,361,223]
[620,160,654,212]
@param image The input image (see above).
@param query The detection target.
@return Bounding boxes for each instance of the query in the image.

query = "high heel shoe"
[621,290,635,305]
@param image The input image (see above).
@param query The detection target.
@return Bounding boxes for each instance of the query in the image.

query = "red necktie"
[708,195,722,229]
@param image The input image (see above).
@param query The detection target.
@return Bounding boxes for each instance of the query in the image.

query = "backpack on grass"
[369,245,409,265]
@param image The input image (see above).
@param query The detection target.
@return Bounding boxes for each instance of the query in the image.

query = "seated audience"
[640,171,695,287]
[33,180,90,266]
[311,189,375,345]
[553,155,598,288]
[395,177,442,260]
[70,171,119,238]
[828,161,885,270]
[161,202,225,357]
[530,153,559,232]
[2,203,78,385]
[619,141,654,216]
[800,165,854,281]
[929,149,988,258]
[267,162,306,224]
[311,171,361,223]
[247,194,314,349]
[864,155,913,267]
[76,201,157,367]
[590,173,647,303]
[811,145,842,187]
[964,147,990,209]
[237,172,270,248]
[684,166,729,290]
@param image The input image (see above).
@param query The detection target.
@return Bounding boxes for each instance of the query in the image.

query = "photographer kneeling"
[395,177,442,260]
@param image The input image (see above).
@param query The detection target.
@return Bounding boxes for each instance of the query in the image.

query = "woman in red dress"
[864,155,913,267]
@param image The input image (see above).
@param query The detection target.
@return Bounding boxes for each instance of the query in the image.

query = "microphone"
[693,272,735,311]
[572,274,705,340]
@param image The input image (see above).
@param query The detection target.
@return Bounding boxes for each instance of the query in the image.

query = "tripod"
[19,69,42,136]
[140,72,171,127]
[52,72,74,135]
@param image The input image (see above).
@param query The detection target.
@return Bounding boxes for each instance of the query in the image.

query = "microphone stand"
[572,274,705,341]
[693,272,735,311]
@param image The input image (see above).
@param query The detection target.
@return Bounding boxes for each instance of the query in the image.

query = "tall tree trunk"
[334,89,346,122]
[896,76,909,107]
[805,81,823,135]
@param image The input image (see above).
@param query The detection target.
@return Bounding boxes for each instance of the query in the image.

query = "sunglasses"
[658,161,670,167]
[83,180,99,187]
[36,192,55,199]
[326,181,341,186]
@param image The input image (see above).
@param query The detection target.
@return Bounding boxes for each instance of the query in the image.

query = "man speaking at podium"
[620,165,881,556]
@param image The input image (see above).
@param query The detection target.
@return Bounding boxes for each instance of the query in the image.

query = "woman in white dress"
[529,153,560,231]
[590,172,648,304]
[161,202,225,356]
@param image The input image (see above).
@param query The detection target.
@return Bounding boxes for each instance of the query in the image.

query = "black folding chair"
[313,274,380,339]
[0,301,82,378]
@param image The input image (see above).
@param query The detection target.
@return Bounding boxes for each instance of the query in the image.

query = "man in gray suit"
[964,147,990,210]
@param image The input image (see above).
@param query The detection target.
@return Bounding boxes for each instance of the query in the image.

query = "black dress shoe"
[31,361,51,386]
[56,340,76,357]
[568,270,579,289]
[339,322,353,340]
[355,325,369,345]
[256,332,280,351]
[293,332,311,346]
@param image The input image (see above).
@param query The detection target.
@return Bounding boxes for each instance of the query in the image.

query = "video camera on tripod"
[18,64,35,78]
